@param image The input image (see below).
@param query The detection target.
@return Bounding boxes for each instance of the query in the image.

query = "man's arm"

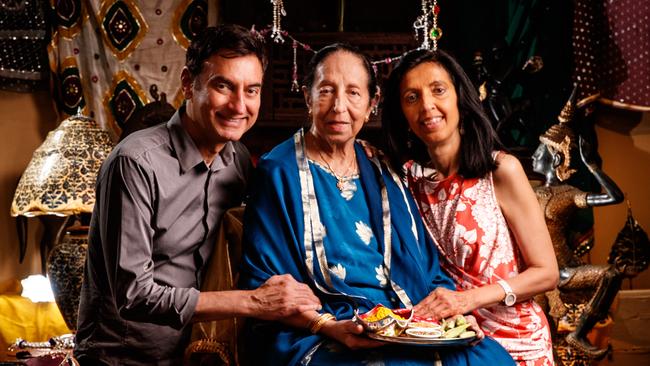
[100,155,198,329]
[192,274,321,322]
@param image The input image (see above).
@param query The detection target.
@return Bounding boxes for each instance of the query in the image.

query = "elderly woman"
[381,49,559,365]
[239,44,514,365]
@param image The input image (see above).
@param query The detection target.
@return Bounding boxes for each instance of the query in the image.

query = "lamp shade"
[11,114,114,217]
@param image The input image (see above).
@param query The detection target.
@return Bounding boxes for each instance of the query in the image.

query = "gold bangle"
[311,313,335,334]
[308,313,336,334]
[307,313,320,331]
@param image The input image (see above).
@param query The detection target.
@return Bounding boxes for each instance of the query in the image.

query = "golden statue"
[532,88,624,360]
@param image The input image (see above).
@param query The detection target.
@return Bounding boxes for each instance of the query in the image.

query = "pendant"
[336,179,346,191]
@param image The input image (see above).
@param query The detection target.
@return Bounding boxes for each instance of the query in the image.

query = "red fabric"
[406,160,554,366]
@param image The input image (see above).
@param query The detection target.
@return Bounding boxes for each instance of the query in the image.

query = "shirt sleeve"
[98,155,199,329]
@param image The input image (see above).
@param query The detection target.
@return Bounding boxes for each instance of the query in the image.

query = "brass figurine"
[532,88,624,360]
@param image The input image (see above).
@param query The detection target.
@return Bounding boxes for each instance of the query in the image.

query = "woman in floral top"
[381,49,559,366]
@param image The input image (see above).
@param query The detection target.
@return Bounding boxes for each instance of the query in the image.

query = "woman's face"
[399,62,460,149]
[305,51,375,147]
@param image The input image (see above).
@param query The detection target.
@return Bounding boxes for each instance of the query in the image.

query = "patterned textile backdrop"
[573,0,650,111]
[48,0,208,139]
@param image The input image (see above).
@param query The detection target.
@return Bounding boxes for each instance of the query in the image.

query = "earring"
[407,129,413,149]
[371,105,378,115]
[459,123,465,135]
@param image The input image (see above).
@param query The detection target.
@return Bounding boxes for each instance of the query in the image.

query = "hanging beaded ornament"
[257,0,447,89]
[413,0,442,50]
[430,0,442,50]
[291,40,300,92]
[270,0,286,43]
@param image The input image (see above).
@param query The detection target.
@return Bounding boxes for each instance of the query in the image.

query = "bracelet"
[308,313,336,334]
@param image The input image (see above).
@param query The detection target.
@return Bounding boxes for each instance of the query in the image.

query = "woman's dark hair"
[302,43,378,102]
[382,48,502,178]
[185,24,267,79]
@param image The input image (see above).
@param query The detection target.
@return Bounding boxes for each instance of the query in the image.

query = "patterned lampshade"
[10,114,114,217]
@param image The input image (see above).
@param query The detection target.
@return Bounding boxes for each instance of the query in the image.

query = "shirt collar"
[210,140,235,172]
[168,106,237,174]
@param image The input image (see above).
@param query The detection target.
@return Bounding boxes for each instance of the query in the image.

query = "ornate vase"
[46,225,88,331]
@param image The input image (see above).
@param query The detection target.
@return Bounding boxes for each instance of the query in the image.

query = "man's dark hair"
[185,24,267,79]
[382,48,502,178]
[302,43,378,102]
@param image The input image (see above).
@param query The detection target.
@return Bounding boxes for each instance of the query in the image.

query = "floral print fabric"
[309,160,396,305]
[406,160,554,366]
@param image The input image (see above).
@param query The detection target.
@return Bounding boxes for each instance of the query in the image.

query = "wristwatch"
[496,280,517,306]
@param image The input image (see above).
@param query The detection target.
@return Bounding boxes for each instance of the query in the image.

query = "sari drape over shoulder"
[239,130,515,366]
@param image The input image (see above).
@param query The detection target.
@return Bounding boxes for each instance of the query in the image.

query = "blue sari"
[239,130,514,366]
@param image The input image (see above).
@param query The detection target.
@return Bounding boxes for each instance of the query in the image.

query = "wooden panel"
[258,32,416,129]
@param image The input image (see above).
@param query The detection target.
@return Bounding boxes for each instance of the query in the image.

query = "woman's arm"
[491,153,559,300]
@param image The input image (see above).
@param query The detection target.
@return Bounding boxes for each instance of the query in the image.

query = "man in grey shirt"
[74,24,321,365]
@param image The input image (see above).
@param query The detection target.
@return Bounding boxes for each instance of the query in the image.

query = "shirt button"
[143,260,154,271]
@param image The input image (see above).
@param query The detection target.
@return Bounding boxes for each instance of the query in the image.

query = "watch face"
[504,293,517,306]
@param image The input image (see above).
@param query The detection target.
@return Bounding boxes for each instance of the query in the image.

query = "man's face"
[182,52,264,147]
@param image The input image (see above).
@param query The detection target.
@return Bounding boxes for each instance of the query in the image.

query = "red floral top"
[406,159,553,365]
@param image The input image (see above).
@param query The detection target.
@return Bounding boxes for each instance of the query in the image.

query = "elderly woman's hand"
[250,274,322,320]
[319,320,385,350]
[413,287,475,320]
[464,314,485,344]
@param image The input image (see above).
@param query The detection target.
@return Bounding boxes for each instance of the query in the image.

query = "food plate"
[355,305,476,347]
[366,332,477,347]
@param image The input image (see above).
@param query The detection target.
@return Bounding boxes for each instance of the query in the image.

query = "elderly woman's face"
[305,51,373,146]
[399,62,460,148]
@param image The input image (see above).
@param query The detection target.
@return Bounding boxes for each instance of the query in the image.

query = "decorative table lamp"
[10,112,114,330]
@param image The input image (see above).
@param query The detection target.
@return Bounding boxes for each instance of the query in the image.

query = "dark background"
[219,0,576,164]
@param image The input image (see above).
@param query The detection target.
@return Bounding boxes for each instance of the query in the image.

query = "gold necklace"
[318,149,356,191]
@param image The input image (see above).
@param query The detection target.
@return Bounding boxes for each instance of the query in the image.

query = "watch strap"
[496,279,516,306]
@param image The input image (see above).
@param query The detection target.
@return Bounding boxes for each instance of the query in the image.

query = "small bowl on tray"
[404,327,444,339]
[353,304,413,337]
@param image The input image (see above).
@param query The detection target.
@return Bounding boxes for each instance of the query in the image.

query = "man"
[74,24,321,365]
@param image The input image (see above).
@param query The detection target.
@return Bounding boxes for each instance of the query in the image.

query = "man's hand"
[249,274,321,320]
[357,139,384,160]
[413,287,475,320]
[320,319,385,350]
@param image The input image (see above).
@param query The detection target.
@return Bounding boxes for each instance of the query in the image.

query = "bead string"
[255,1,443,91]
[431,0,442,51]
[291,40,300,92]
[270,0,286,43]
[413,0,442,50]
